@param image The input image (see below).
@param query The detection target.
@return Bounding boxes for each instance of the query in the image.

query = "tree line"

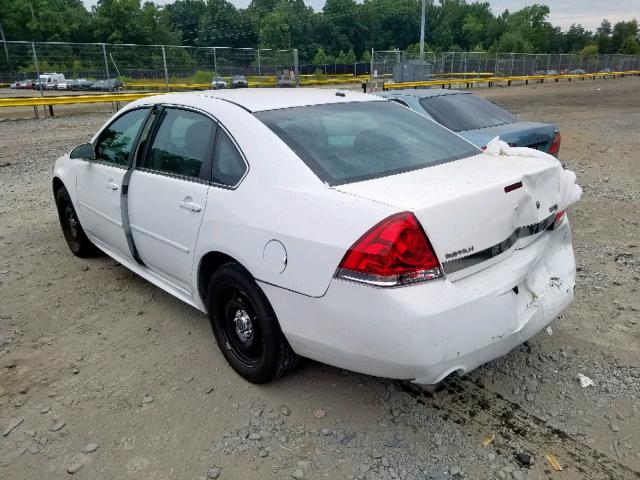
[1,0,639,64]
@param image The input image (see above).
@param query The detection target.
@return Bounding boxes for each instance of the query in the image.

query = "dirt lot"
[1,78,639,480]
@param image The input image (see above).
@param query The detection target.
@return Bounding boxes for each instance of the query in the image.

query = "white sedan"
[52,89,578,384]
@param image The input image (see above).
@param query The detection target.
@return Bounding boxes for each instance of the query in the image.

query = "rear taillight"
[553,210,566,229]
[548,131,561,157]
[336,212,442,287]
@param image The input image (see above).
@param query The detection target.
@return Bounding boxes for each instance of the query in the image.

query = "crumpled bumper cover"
[262,221,576,384]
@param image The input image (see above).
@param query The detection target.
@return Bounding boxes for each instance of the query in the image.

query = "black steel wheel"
[55,187,99,257]
[207,263,297,383]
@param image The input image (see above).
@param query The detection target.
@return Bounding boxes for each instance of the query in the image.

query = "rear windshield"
[419,94,518,132]
[255,101,480,185]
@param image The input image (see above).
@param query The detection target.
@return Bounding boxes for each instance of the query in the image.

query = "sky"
[80,0,640,32]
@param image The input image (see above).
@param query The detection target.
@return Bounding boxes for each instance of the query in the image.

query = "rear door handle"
[106,182,119,191]
[179,199,202,212]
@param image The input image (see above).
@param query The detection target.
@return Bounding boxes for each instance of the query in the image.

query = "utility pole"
[419,0,426,62]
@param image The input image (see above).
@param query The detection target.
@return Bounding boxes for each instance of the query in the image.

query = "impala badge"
[445,246,475,260]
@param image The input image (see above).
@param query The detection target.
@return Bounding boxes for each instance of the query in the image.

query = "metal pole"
[293,48,299,87]
[257,48,261,77]
[213,47,217,73]
[370,48,374,81]
[102,43,112,93]
[31,42,43,98]
[0,23,10,66]
[161,45,169,91]
[510,52,514,76]
[419,0,426,62]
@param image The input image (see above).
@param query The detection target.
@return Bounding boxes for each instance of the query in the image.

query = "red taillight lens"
[548,131,561,157]
[553,210,566,229]
[336,212,442,286]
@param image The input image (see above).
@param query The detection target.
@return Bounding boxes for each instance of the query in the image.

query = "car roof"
[377,89,472,99]
[137,88,383,113]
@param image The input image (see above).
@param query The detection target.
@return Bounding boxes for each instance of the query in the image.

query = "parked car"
[52,89,576,384]
[69,78,94,91]
[376,90,562,160]
[545,69,559,75]
[17,79,35,89]
[231,75,248,88]
[56,81,70,90]
[90,78,123,91]
[211,76,227,89]
[569,69,586,74]
[9,82,17,89]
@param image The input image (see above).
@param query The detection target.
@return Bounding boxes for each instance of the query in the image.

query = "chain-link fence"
[0,40,298,90]
[372,50,640,82]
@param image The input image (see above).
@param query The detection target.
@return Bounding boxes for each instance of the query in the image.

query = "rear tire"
[206,263,297,383]
[55,187,100,258]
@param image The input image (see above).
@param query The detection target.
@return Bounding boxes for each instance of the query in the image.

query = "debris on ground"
[577,373,595,388]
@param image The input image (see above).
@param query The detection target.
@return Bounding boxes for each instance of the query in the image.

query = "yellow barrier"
[3,70,639,111]
[383,70,640,90]
[0,92,156,108]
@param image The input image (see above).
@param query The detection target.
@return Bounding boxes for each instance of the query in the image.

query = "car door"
[127,107,216,294]
[76,107,151,259]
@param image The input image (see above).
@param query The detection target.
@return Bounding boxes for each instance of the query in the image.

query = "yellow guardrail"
[0,92,156,108]
[3,70,639,112]
[383,70,640,90]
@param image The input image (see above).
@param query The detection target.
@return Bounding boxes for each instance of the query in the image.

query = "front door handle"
[179,199,202,212]
[106,182,119,191]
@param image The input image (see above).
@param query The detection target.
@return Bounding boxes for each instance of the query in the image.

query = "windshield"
[256,101,480,185]
[419,94,518,132]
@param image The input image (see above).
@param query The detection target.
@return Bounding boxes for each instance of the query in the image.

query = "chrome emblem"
[445,246,475,260]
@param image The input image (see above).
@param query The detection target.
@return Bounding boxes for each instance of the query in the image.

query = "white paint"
[53,89,578,382]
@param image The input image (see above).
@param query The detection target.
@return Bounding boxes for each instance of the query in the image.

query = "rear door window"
[419,94,518,132]
[213,130,247,186]
[140,108,216,180]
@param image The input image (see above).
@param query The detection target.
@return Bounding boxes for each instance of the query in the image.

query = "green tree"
[313,47,333,65]
[611,20,639,53]
[564,24,592,53]
[165,0,207,46]
[491,31,533,53]
[580,44,599,55]
[619,35,640,54]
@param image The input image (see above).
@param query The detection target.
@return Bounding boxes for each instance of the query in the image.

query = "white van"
[38,72,66,90]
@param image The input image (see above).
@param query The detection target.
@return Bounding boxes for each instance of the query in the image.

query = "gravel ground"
[0,77,639,480]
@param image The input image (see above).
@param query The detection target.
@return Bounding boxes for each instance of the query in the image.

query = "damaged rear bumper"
[262,221,576,384]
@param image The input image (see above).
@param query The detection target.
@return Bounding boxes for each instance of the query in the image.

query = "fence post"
[213,47,217,74]
[510,53,514,76]
[102,43,112,93]
[370,48,374,81]
[31,42,43,99]
[293,48,299,87]
[161,45,169,91]
[257,48,262,77]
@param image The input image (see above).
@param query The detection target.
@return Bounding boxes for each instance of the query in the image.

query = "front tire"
[207,263,297,383]
[55,187,99,257]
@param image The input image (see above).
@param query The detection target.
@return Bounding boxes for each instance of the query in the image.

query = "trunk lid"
[460,121,557,152]
[333,152,564,279]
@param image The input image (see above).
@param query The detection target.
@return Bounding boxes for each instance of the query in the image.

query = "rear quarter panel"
[189,99,399,299]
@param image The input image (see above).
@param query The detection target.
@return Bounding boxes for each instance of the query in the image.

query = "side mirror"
[70,143,95,160]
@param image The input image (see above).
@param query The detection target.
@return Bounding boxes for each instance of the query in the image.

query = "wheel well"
[197,251,240,308]
[52,177,65,196]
